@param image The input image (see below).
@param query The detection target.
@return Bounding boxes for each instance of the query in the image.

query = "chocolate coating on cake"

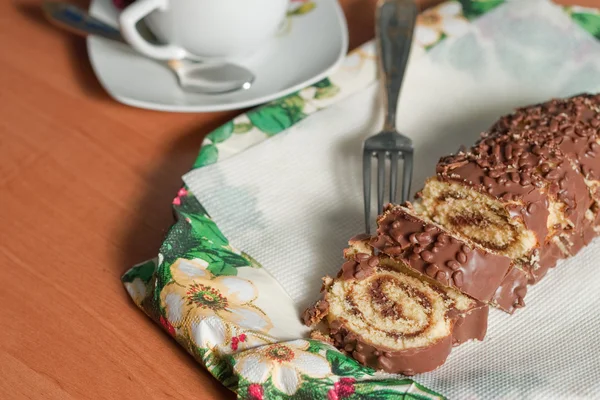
[529,238,567,284]
[480,107,594,234]
[490,94,600,181]
[338,254,378,281]
[452,303,489,346]
[302,299,329,327]
[328,319,453,376]
[547,159,591,232]
[371,204,512,302]
[492,266,529,314]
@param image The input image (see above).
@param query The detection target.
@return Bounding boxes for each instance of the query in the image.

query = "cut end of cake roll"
[415,176,542,264]
[302,239,488,375]
[345,235,488,343]
[370,203,513,304]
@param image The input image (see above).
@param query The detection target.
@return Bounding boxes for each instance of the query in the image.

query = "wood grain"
[0,0,590,399]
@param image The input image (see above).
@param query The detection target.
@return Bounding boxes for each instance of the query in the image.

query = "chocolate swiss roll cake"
[303,238,488,375]
[370,203,515,305]
[415,94,600,310]
[301,93,600,375]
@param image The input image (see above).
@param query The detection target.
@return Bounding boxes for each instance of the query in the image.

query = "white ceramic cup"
[119,0,289,61]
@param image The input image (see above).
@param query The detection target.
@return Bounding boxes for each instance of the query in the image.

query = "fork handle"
[376,0,417,132]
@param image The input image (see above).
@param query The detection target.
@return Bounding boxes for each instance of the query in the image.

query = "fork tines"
[363,148,413,234]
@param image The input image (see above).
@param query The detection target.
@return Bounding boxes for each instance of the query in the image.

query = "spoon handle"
[42,1,125,43]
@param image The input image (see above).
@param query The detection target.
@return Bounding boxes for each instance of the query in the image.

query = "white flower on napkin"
[124,278,147,307]
[160,258,273,341]
[233,339,332,395]
[190,316,273,355]
[415,2,470,47]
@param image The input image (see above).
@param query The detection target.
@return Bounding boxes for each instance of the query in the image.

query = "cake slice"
[418,141,585,283]
[303,237,488,375]
[344,235,488,346]
[370,203,521,311]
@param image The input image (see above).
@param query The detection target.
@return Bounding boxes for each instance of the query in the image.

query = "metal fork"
[362,0,417,233]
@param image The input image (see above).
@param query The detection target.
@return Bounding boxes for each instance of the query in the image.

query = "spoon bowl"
[168,60,255,94]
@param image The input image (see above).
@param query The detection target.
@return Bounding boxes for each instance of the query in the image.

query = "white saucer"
[87,0,348,112]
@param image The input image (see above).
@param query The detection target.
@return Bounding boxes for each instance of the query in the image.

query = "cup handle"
[119,0,187,60]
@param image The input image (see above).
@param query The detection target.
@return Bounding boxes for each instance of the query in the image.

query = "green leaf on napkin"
[326,349,375,378]
[458,0,504,20]
[241,251,263,268]
[169,216,250,274]
[571,12,600,40]
[155,255,173,297]
[247,94,307,136]
[365,390,434,400]
[312,77,332,89]
[122,259,156,283]
[182,211,230,248]
[159,223,202,272]
[314,78,341,99]
[198,249,249,276]
[425,32,447,52]
[354,379,447,400]
[233,122,253,134]
[206,121,234,144]
[208,356,236,384]
[307,339,332,354]
[191,252,237,276]
[194,144,219,169]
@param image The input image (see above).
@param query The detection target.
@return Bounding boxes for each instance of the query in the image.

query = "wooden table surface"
[0,0,587,399]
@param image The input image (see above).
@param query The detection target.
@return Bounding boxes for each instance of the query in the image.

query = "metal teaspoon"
[43,2,255,94]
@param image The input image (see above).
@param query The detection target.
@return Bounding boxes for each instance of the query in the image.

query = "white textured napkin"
[184,1,600,398]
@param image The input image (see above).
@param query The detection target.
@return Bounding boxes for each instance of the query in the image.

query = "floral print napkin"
[122,1,600,399]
